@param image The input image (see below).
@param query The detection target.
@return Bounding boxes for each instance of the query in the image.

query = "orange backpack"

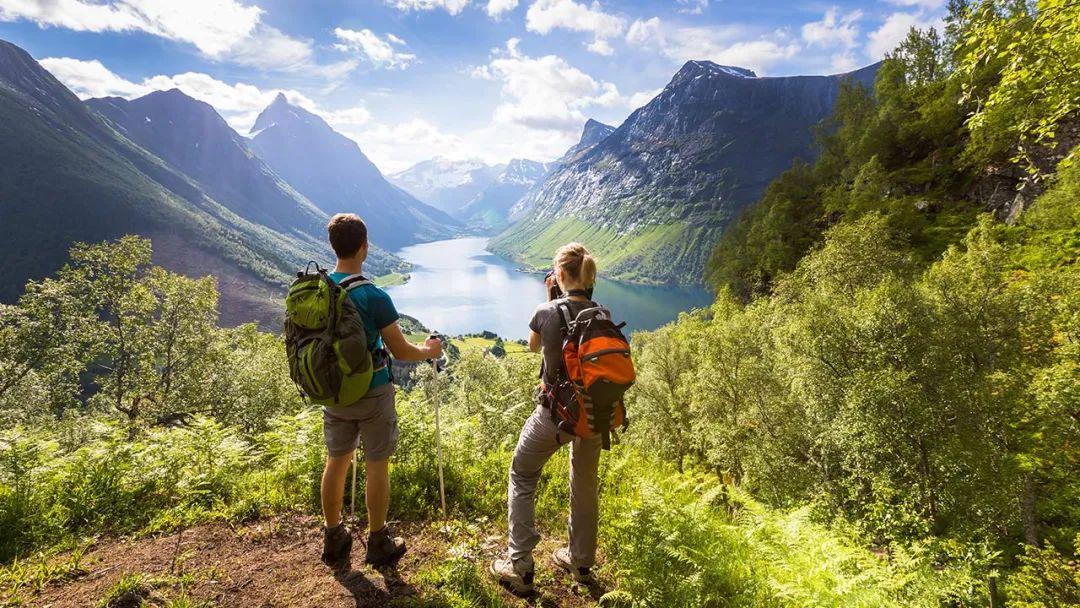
[544,299,635,449]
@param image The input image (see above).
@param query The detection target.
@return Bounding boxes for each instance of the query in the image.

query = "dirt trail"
[9,514,602,607]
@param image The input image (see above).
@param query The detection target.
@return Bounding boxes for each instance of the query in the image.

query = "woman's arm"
[380,322,442,362]
[528,330,541,353]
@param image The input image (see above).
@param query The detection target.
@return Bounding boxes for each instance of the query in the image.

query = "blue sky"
[0,0,946,172]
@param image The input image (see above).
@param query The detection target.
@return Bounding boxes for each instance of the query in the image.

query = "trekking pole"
[350,450,358,521]
[429,334,449,531]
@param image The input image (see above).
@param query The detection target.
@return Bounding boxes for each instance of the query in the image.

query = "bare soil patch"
[8,514,604,607]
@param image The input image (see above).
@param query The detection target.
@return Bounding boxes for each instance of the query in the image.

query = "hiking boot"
[321,523,352,567]
[552,547,595,584]
[365,525,407,567]
[489,557,535,595]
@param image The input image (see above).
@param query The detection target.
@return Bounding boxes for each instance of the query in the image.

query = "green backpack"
[284,264,374,407]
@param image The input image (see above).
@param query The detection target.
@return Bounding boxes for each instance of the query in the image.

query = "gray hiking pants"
[507,404,602,569]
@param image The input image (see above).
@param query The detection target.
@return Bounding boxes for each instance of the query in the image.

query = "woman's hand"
[545,273,558,301]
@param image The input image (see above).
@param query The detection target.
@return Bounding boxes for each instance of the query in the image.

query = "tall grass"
[1,375,983,606]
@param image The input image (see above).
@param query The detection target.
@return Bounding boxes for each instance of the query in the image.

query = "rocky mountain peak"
[579,119,615,147]
[672,60,757,84]
[251,92,317,135]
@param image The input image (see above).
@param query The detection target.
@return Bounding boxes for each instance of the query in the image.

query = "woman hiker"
[490,242,605,594]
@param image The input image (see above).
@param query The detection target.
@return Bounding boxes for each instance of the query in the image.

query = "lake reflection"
[386,237,714,340]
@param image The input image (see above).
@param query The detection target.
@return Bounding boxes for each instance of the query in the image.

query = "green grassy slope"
[489,216,720,285]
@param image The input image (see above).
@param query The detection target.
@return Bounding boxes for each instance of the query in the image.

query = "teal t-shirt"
[329,272,399,388]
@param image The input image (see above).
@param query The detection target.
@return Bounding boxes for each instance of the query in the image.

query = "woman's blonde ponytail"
[554,242,597,288]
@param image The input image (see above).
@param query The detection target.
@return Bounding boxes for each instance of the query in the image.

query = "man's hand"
[424,336,443,359]
[382,322,443,363]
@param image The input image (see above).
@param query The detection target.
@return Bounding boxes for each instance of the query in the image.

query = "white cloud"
[0,0,352,77]
[0,0,261,56]
[38,56,149,98]
[626,17,798,75]
[228,25,357,78]
[471,39,641,134]
[866,11,942,58]
[624,88,660,108]
[801,8,863,49]
[525,0,624,36]
[333,28,417,69]
[800,7,864,73]
[586,38,614,56]
[345,119,467,172]
[526,0,624,55]
[385,0,469,15]
[677,0,707,15]
[486,0,518,17]
[38,56,368,137]
[828,51,860,73]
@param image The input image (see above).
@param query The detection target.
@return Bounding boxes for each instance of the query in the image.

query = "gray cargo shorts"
[322,383,398,461]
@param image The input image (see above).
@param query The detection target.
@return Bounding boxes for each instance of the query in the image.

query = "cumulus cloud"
[38,56,368,136]
[626,17,798,75]
[586,38,614,56]
[0,0,260,56]
[342,118,465,172]
[333,28,417,69]
[800,8,865,73]
[385,0,470,15]
[801,8,863,49]
[0,0,354,77]
[486,0,518,17]
[525,0,625,55]
[472,39,645,134]
[866,11,943,58]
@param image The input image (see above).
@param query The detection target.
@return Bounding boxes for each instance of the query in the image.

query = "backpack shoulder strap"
[574,305,607,325]
[339,274,374,292]
[555,300,575,335]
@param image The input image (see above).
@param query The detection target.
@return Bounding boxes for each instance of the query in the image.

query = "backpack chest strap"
[339,274,374,291]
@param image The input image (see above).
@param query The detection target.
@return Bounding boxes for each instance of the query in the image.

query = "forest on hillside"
[2,1,1079,606]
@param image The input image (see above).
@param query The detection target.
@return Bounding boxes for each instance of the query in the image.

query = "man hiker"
[320,213,442,568]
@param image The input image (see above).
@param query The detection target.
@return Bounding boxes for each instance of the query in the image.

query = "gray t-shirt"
[530,297,595,386]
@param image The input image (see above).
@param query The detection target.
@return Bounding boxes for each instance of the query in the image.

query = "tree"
[960,0,1080,173]
[147,268,219,421]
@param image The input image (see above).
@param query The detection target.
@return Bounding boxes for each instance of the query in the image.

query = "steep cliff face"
[507,119,614,222]
[491,61,879,285]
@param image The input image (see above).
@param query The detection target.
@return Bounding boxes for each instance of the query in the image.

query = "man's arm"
[381,322,441,362]
[528,331,541,353]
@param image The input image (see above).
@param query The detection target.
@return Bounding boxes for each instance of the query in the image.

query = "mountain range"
[249,94,458,250]
[390,157,555,233]
[389,158,502,216]
[0,38,422,326]
[489,60,879,285]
